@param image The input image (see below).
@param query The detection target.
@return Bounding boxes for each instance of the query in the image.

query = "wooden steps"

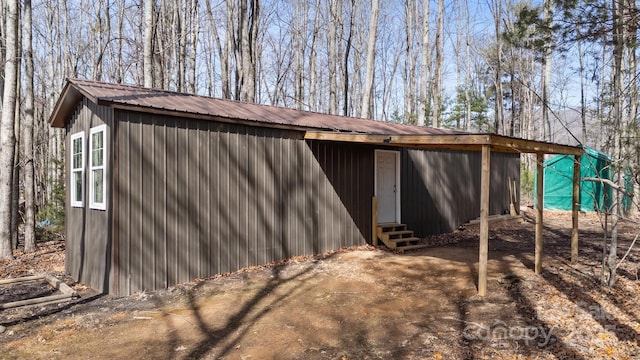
[376,223,429,252]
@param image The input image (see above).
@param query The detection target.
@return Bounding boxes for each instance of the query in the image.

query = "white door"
[375,150,400,223]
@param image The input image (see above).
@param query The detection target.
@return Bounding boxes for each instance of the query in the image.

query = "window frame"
[89,125,107,210]
[70,132,84,208]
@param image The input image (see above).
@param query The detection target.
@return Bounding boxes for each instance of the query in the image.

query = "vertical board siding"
[114,113,369,295]
[68,101,524,295]
[65,99,113,293]
[307,141,375,244]
[401,149,520,237]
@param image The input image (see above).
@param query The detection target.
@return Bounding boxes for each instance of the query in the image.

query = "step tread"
[396,244,431,252]
[387,237,420,243]
[381,230,414,236]
[378,223,406,229]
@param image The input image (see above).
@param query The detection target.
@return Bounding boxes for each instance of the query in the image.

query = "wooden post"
[372,196,378,246]
[571,154,581,263]
[535,152,544,274]
[478,145,491,296]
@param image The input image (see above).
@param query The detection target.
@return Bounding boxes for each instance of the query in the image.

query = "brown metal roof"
[49,78,582,155]
[49,78,462,135]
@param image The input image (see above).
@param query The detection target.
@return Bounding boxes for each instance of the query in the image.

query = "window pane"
[73,154,80,169]
[93,169,104,203]
[92,149,103,167]
[73,171,82,202]
[73,138,81,154]
[72,137,82,170]
[92,131,103,150]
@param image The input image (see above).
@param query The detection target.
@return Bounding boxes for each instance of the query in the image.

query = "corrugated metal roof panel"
[54,78,464,136]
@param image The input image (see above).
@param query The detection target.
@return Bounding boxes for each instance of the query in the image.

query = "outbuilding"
[542,147,618,212]
[49,79,583,296]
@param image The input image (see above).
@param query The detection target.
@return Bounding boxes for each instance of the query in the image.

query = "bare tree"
[143,0,154,87]
[417,0,430,126]
[491,0,504,134]
[403,1,417,122]
[540,0,552,141]
[432,0,444,127]
[239,0,260,102]
[308,0,322,111]
[342,0,355,116]
[328,0,340,114]
[23,0,36,253]
[0,0,19,260]
[360,0,380,119]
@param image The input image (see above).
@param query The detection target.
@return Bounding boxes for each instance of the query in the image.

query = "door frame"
[374,149,401,223]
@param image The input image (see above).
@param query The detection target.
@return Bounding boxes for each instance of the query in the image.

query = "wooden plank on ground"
[0,275,45,285]
[45,274,77,296]
[0,274,78,310]
[1,293,74,310]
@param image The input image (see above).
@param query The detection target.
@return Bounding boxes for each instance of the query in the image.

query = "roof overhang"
[49,79,582,157]
[304,131,584,155]
[49,81,101,128]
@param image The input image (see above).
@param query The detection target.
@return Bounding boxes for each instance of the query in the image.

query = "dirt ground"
[1,209,639,359]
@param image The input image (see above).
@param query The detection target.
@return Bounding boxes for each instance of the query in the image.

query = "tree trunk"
[433,0,444,128]
[293,1,306,110]
[10,4,22,250]
[342,0,355,117]
[360,0,380,119]
[417,0,430,126]
[23,0,37,253]
[608,0,625,287]
[187,0,198,93]
[143,0,154,88]
[308,0,322,111]
[206,0,228,98]
[404,1,416,122]
[491,0,504,134]
[0,0,19,260]
[328,0,340,114]
[540,0,552,142]
[464,0,471,131]
[116,0,125,83]
[239,0,259,103]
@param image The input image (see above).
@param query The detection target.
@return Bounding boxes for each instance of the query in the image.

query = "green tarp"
[540,147,612,212]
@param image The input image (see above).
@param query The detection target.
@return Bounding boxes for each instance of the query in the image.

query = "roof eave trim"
[49,78,102,128]
[304,131,584,155]
[48,81,76,128]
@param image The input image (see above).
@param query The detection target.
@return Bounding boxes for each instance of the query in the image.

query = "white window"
[70,132,84,207]
[89,125,107,210]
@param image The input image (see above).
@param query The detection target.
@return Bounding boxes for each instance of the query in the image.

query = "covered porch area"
[304,131,584,296]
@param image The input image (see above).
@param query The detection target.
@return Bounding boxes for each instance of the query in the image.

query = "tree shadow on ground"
[153,259,320,359]
[485,224,640,346]
[500,263,587,359]
[492,223,640,334]
[539,270,640,343]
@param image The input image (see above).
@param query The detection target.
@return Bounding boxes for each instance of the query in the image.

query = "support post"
[372,196,378,246]
[478,145,491,296]
[535,152,544,274]
[571,154,581,263]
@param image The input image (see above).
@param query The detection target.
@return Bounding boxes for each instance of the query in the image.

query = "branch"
[582,177,634,198]
[614,232,639,271]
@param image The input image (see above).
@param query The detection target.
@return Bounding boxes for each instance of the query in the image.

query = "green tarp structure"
[539,147,612,212]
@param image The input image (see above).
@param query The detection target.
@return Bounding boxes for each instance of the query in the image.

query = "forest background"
[0,0,638,282]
